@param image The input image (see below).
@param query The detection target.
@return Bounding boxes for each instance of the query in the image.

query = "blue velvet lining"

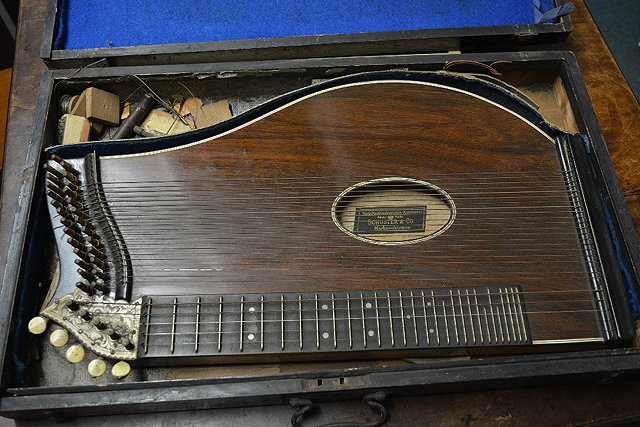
[53,0,558,50]
[601,197,640,320]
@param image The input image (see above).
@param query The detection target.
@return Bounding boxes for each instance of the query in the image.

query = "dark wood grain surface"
[98,82,599,342]
[2,0,640,425]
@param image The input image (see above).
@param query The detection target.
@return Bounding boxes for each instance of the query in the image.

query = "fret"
[483,307,491,344]
[499,289,511,343]
[143,297,152,354]
[410,291,418,346]
[456,289,466,345]
[510,291,523,343]
[170,297,177,354]
[217,296,223,352]
[421,291,429,345]
[387,292,395,348]
[515,291,528,342]
[488,288,501,344]
[360,292,366,348]
[472,290,483,345]
[374,292,381,347]
[449,291,459,345]
[260,296,264,351]
[314,294,320,350]
[331,293,337,349]
[280,295,285,350]
[195,296,201,353]
[505,289,516,343]
[442,301,450,345]
[458,289,478,344]
[399,291,407,347]
[239,296,245,352]
[346,293,353,349]
[298,294,303,350]
[431,291,440,345]
[505,290,517,342]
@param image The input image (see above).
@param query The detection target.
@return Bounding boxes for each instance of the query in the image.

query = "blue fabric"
[54,0,559,50]
[534,1,576,23]
[601,197,640,320]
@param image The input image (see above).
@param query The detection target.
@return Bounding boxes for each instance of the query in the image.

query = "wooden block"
[193,100,232,129]
[71,87,120,126]
[140,109,194,136]
[57,114,91,145]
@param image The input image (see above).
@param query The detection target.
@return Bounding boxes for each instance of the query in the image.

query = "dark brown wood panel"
[98,82,601,342]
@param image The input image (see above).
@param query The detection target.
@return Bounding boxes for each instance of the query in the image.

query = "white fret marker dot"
[322,304,328,310]
[365,303,372,309]
[248,334,255,340]
[368,330,375,337]
[427,302,432,307]
[248,307,255,312]
[406,315,411,319]
[429,329,435,334]
[322,332,329,339]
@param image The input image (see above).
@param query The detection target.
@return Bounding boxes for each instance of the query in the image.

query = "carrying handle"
[290,392,389,427]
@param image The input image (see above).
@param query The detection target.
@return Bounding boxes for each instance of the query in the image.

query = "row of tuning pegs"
[45,155,110,296]
[28,317,132,379]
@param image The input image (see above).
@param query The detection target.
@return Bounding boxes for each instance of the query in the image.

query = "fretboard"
[138,286,530,361]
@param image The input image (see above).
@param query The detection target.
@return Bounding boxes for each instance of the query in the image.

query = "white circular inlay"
[368,330,375,337]
[248,333,255,341]
[427,302,432,307]
[365,303,372,309]
[322,332,330,339]
[406,315,411,320]
[429,328,435,334]
[322,304,328,310]
[248,307,255,313]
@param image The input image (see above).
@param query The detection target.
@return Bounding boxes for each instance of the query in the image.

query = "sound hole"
[331,177,456,245]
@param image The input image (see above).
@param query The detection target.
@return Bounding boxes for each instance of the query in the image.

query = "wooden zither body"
[35,72,629,367]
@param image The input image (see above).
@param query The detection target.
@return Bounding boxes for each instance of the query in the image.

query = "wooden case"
[0,50,639,419]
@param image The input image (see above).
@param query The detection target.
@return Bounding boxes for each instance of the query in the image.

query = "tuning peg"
[75,281,96,295]
[49,329,69,347]
[88,359,107,378]
[111,361,131,379]
[91,318,107,330]
[64,195,83,210]
[50,154,76,172]
[107,327,121,340]
[45,182,65,197]
[67,237,87,250]
[65,344,85,363]
[43,164,65,180]
[91,279,109,293]
[77,308,93,321]
[28,316,48,334]
[87,246,106,259]
[121,338,135,351]
[78,268,98,283]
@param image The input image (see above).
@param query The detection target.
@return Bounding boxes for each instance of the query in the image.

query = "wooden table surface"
[1,1,640,425]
